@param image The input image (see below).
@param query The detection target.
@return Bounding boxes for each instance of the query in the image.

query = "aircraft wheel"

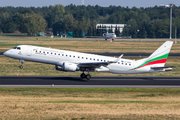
[86,74,91,80]
[80,73,86,79]
[19,60,24,69]
[20,65,23,69]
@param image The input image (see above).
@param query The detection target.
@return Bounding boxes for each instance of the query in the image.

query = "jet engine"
[55,62,79,72]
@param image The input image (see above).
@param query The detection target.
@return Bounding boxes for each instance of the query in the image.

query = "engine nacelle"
[55,62,78,72]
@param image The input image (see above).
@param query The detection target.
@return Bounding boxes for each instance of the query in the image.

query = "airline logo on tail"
[133,41,173,70]
[133,53,169,70]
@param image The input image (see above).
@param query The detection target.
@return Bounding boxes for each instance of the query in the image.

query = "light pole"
[165,4,173,39]
[169,4,173,39]
[175,26,177,43]
[82,0,84,5]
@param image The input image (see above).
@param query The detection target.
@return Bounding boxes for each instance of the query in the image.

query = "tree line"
[0,4,180,38]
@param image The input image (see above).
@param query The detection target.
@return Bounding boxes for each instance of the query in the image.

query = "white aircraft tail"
[135,41,173,69]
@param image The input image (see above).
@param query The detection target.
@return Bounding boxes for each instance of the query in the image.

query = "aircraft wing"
[151,66,176,71]
[78,54,123,68]
[78,62,109,68]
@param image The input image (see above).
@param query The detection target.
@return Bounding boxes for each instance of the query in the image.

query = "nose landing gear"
[19,60,24,69]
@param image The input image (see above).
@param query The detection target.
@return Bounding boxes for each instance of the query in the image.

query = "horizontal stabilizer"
[151,66,176,71]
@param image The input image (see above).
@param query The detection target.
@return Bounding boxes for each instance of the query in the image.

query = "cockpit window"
[13,47,21,50]
[17,47,21,50]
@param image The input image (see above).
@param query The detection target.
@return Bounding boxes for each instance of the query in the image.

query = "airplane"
[86,28,117,41]
[102,33,116,41]
[101,28,117,40]
[3,41,175,80]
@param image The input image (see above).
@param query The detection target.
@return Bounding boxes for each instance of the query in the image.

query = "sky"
[0,0,180,8]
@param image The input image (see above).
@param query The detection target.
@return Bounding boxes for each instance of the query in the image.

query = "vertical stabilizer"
[148,41,173,60]
[135,41,173,69]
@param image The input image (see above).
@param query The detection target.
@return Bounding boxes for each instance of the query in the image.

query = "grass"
[47,100,160,104]
[0,35,180,119]
[0,88,180,119]
[0,35,180,53]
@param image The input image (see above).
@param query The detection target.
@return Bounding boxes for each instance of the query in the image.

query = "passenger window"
[66,55,68,57]
[93,59,95,61]
[47,52,49,54]
[78,56,80,58]
[43,51,45,53]
[86,58,88,59]
[58,54,60,56]
[55,53,56,55]
[70,55,71,57]
[82,57,84,59]
[97,59,99,61]
[62,54,64,56]
[51,52,53,54]
[90,58,92,60]
[73,56,75,58]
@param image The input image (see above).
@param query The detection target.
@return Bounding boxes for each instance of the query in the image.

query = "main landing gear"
[19,60,24,69]
[80,71,91,80]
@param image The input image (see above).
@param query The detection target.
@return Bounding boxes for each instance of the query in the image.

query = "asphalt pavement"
[0,76,179,88]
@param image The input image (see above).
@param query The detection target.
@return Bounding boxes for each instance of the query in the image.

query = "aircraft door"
[27,46,32,56]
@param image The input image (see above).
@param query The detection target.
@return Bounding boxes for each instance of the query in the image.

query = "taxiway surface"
[0,76,179,88]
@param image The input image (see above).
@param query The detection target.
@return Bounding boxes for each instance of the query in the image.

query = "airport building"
[96,24,126,33]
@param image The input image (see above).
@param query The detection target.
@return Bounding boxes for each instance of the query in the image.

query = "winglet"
[109,54,123,63]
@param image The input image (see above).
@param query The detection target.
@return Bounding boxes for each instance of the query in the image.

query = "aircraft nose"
[3,51,7,56]
[3,50,10,56]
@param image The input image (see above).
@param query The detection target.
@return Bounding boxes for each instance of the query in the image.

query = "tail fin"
[135,41,173,69]
[148,41,173,61]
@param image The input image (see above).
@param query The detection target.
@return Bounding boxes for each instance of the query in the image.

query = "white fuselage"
[3,45,158,74]
[103,33,116,39]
